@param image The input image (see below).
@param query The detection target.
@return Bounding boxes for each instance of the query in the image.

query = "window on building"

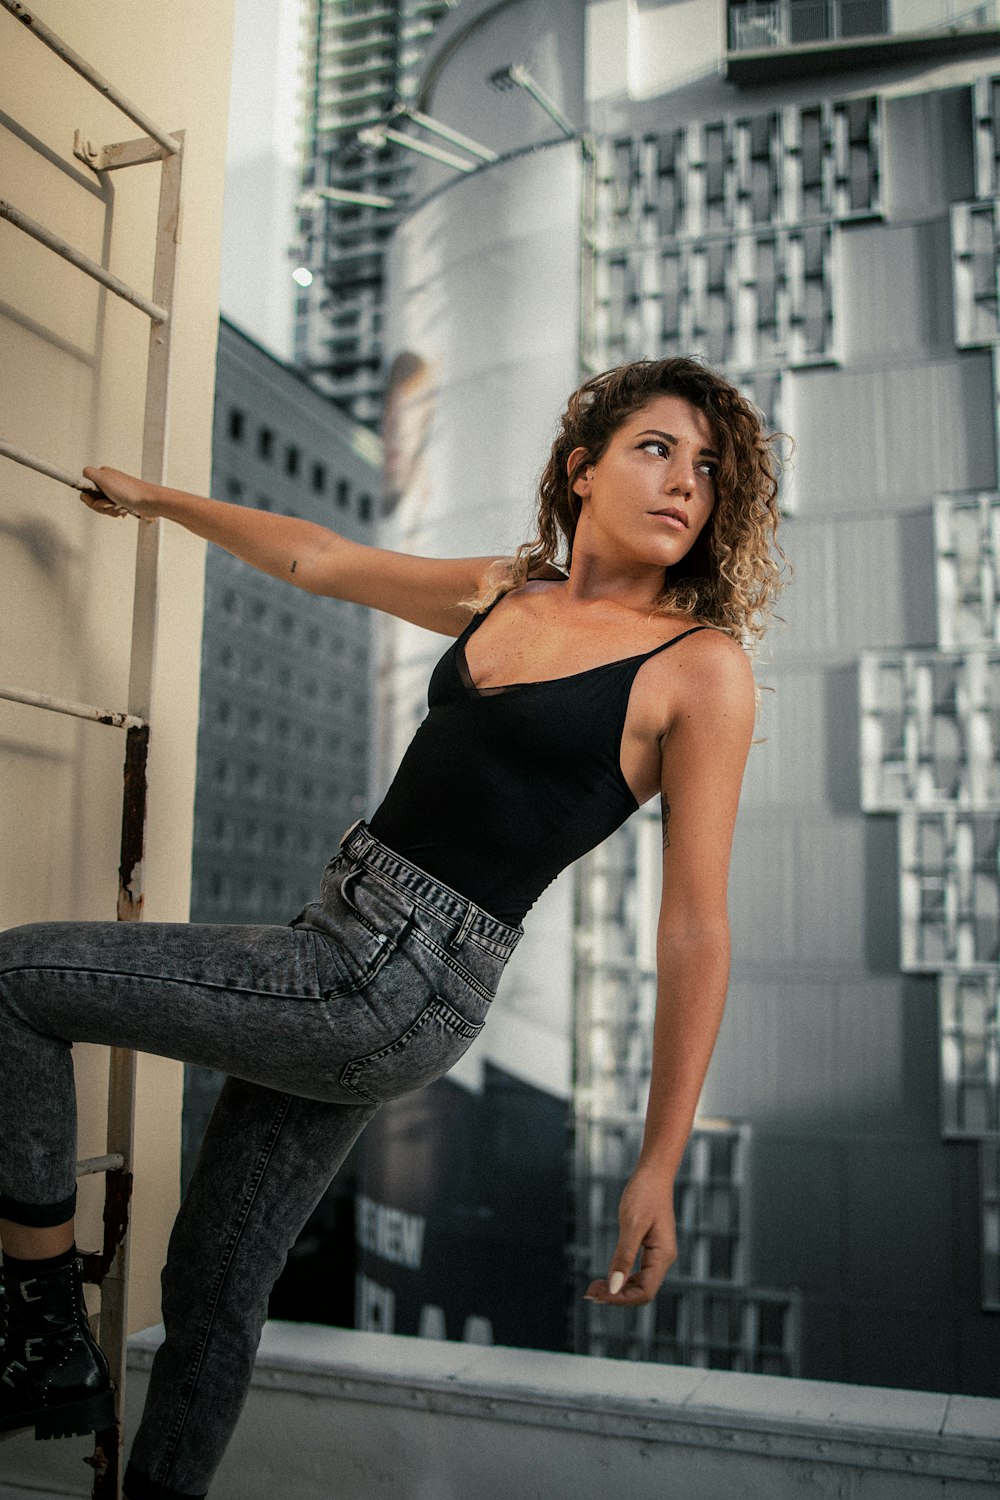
[285,445,301,477]
[358,493,372,520]
[312,461,327,494]
[228,408,245,442]
[258,427,274,461]
[226,477,243,502]
[336,478,350,508]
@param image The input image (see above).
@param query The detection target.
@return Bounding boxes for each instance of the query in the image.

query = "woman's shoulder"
[648,621,755,707]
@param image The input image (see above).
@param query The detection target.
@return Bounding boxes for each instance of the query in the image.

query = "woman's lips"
[651,509,688,530]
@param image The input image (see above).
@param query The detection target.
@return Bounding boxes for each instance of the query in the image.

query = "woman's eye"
[640,440,670,458]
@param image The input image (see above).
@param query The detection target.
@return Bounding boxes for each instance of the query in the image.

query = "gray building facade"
[184,317,380,1202]
[191,318,379,927]
[361,0,1000,1394]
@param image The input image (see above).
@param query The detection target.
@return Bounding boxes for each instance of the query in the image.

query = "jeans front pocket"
[339,995,483,1103]
[316,861,413,996]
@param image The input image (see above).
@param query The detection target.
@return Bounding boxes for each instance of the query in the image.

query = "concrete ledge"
[126,1323,1000,1500]
[2,1324,997,1498]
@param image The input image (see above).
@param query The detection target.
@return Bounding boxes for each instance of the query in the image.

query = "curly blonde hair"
[475,357,787,644]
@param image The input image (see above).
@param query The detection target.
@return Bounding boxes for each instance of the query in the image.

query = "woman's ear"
[568,446,592,500]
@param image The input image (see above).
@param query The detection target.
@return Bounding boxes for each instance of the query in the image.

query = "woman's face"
[569,394,718,572]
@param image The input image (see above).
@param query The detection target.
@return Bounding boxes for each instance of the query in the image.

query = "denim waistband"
[338,820,523,959]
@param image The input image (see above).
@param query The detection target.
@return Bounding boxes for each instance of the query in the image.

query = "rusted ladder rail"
[0,4,184,1495]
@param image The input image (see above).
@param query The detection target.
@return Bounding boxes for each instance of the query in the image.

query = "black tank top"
[368,599,707,925]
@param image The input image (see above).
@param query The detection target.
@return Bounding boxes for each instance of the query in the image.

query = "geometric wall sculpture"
[591,95,880,375]
[858,478,1000,1307]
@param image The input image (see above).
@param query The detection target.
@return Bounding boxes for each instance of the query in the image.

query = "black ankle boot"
[0,1256,115,1440]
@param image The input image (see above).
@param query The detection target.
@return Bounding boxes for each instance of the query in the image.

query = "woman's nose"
[665,451,696,494]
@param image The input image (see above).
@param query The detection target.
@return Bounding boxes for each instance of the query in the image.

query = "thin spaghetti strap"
[642,624,710,660]
[456,590,507,645]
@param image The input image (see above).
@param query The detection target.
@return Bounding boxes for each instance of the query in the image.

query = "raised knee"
[0,922,60,979]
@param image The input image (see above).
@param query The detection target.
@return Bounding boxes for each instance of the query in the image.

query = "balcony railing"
[728,0,999,52]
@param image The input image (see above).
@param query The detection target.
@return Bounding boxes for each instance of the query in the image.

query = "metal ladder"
[0,4,185,1494]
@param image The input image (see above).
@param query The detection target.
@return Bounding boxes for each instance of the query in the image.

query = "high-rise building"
[360,0,1000,1395]
[293,0,455,424]
[191,318,379,929]
[183,316,380,1196]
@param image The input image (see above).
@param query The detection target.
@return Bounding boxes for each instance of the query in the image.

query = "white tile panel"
[836,220,955,364]
[882,87,975,221]
[787,356,996,514]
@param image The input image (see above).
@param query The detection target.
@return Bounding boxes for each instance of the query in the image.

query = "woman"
[0,356,783,1499]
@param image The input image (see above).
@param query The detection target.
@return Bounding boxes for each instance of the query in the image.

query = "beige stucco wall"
[0,0,235,1330]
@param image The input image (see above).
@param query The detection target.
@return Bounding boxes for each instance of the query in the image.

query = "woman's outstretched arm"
[585,632,756,1306]
[81,466,502,637]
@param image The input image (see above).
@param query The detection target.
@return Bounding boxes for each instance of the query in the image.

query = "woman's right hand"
[80,466,161,520]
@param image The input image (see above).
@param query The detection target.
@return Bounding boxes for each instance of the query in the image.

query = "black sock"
[2,1244,78,1277]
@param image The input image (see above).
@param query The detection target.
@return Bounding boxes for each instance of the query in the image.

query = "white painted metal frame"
[0,5,183,1495]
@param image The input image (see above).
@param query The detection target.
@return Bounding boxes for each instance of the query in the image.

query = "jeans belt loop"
[340,818,376,868]
[451,900,476,951]
[340,817,365,849]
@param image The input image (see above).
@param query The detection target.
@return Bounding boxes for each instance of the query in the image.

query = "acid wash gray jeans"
[0,821,521,1499]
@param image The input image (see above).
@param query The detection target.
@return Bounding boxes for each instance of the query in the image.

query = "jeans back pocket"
[339,995,483,1103]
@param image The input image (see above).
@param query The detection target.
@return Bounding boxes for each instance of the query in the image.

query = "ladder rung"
[0,683,146,731]
[77,1153,127,1177]
[0,436,94,491]
[0,198,169,322]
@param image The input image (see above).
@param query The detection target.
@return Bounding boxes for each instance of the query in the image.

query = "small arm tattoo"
[661,797,670,849]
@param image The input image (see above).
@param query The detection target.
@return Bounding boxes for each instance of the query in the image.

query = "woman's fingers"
[79,487,130,518]
[584,1235,673,1305]
[80,466,150,518]
[584,1173,678,1306]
